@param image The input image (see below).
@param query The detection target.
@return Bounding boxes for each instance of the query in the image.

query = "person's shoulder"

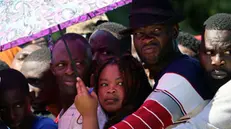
[159,55,210,99]
[171,55,200,68]
[164,55,202,75]
[37,116,57,125]
[33,116,57,129]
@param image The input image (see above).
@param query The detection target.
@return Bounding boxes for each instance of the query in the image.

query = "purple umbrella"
[0,0,131,51]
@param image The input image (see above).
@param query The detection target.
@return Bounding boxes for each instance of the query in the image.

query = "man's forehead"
[91,30,118,44]
[205,29,231,42]
[90,32,119,50]
[204,29,231,49]
[55,39,85,48]
[53,40,86,53]
[52,40,88,62]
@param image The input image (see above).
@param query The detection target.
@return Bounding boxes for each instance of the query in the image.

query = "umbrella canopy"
[0,0,131,51]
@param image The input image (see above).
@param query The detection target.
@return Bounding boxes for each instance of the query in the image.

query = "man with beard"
[0,69,57,129]
[74,0,212,128]
[109,0,211,128]
[172,13,231,129]
[200,13,231,95]
[50,33,92,127]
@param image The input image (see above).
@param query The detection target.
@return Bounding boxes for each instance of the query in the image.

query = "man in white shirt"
[172,13,231,129]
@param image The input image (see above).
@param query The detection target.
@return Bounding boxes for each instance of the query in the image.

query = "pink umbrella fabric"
[0,0,131,51]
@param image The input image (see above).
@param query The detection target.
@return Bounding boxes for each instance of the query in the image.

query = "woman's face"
[98,64,125,113]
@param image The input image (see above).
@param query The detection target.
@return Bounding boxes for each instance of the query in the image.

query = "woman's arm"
[74,77,99,129]
[82,115,99,129]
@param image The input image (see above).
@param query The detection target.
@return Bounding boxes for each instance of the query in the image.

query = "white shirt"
[58,104,107,129]
[173,80,231,129]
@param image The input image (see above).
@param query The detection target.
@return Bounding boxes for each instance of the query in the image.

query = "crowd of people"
[0,0,231,129]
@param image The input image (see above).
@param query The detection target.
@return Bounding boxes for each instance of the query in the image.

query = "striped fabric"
[110,55,210,129]
[111,73,206,129]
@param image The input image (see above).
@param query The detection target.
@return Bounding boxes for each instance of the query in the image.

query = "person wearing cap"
[73,0,212,129]
[89,22,132,65]
[0,69,57,129]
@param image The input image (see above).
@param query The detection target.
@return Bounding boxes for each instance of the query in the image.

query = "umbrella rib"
[57,24,79,78]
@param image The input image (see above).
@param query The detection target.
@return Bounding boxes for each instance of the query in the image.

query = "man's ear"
[50,63,56,75]
[172,24,179,39]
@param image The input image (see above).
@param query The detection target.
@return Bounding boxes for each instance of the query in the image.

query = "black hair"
[0,69,29,96]
[90,22,132,54]
[0,60,9,71]
[177,31,201,54]
[202,13,231,47]
[204,13,231,30]
[94,55,152,129]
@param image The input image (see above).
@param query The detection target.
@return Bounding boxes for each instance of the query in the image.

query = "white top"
[58,103,107,129]
[173,80,231,129]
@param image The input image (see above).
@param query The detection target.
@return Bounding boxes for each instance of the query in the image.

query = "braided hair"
[94,55,152,128]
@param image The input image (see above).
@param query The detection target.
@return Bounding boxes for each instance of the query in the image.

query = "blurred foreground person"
[0,69,57,129]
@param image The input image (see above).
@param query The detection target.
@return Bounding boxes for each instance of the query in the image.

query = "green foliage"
[106,4,131,27]
[107,0,231,35]
[173,0,231,34]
